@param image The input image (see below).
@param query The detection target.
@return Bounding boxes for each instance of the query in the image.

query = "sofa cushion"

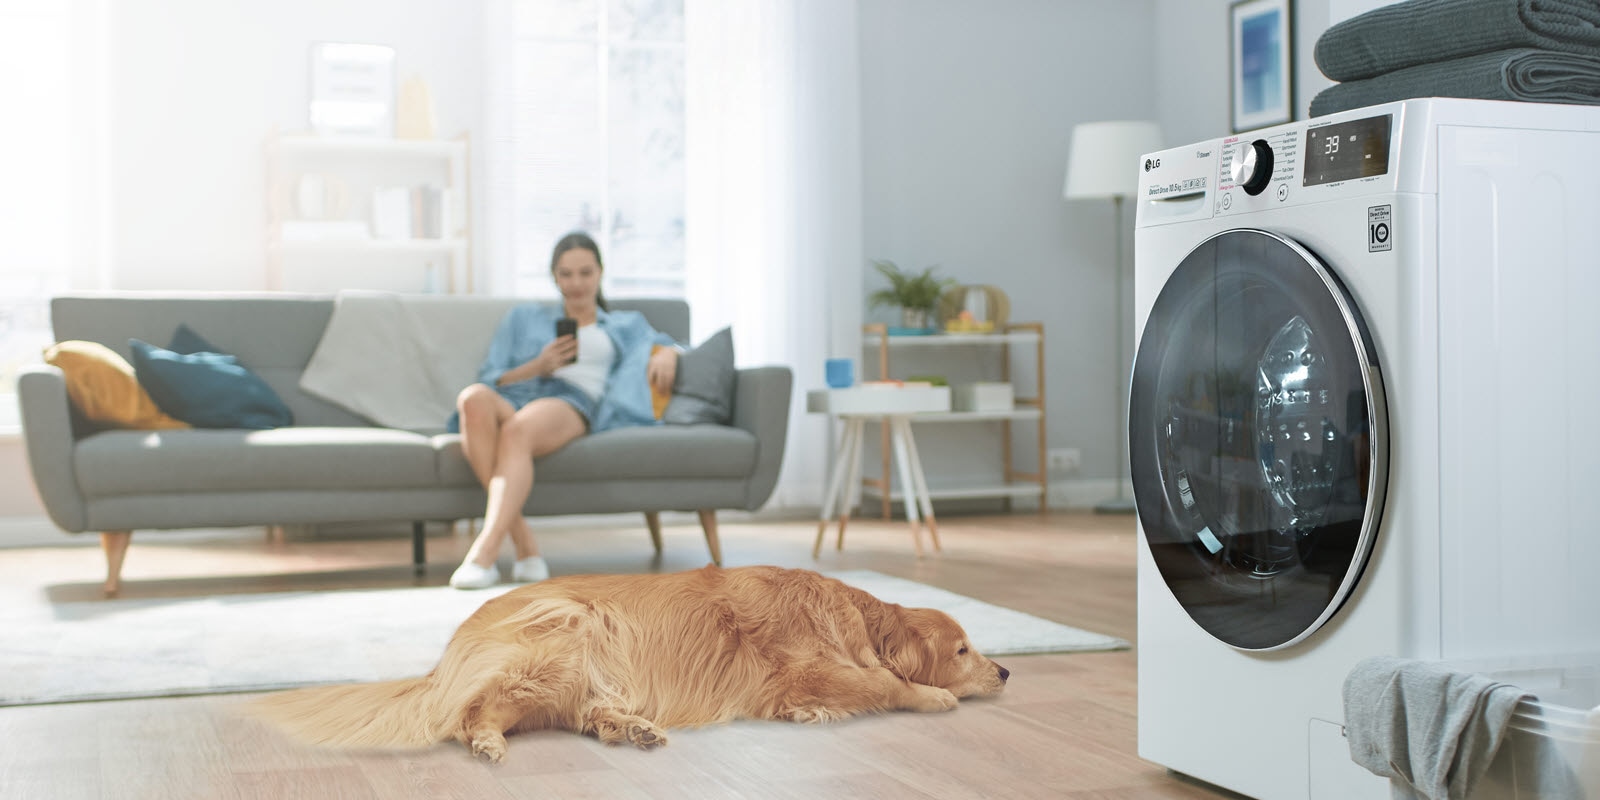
[433,424,758,487]
[663,327,736,425]
[42,341,189,431]
[75,427,438,496]
[129,339,295,430]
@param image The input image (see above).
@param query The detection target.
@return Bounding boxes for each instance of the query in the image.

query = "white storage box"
[952,382,1013,412]
[1454,657,1600,799]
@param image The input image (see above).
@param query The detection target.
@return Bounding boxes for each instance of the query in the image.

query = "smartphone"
[555,317,578,364]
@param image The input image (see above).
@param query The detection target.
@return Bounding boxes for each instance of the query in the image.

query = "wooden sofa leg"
[644,512,664,556]
[697,509,722,566]
[100,530,132,597]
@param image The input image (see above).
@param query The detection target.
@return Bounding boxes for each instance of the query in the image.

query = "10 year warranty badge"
[1368,205,1392,252]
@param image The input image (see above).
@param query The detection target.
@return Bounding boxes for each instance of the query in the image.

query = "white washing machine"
[1132,98,1600,800]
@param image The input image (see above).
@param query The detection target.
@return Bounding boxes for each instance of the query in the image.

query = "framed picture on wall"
[1229,0,1294,133]
[309,42,396,138]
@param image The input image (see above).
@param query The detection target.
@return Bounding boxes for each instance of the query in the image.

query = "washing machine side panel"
[1437,125,1600,660]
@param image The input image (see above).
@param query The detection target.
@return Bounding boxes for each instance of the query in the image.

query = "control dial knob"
[1231,139,1274,196]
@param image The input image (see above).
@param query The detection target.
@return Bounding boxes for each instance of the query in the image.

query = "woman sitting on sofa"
[448,231,681,589]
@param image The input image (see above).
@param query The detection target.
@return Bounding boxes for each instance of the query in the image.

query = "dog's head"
[882,607,1009,698]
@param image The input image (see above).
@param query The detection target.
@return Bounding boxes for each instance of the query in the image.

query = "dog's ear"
[878,609,935,683]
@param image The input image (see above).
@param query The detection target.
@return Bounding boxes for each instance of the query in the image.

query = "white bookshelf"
[855,322,1048,516]
[264,132,472,293]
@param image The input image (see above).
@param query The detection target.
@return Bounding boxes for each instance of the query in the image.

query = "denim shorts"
[446,376,597,433]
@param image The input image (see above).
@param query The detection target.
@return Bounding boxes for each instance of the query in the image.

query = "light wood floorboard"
[0,511,1246,799]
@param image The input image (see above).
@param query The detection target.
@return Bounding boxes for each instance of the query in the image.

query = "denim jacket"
[477,303,678,433]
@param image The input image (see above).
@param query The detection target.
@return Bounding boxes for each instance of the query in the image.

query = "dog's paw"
[627,721,668,750]
[910,686,959,713]
[470,733,508,763]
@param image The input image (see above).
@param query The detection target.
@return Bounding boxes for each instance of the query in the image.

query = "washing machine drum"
[1130,228,1389,651]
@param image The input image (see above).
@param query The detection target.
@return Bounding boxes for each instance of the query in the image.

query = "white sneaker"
[512,556,550,583]
[449,560,501,589]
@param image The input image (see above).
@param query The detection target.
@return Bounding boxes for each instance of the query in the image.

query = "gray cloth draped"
[1309,48,1600,117]
[1315,0,1600,83]
[1343,656,1532,800]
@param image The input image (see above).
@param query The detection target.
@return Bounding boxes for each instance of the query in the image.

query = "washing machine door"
[1131,228,1388,651]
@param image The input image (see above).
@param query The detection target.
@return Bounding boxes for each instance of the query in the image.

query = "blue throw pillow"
[128,339,294,429]
[166,322,217,356]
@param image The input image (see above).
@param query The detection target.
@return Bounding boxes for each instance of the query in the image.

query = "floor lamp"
[1063,120,1163,514]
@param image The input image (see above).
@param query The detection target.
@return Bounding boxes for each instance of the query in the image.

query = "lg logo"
[1144,157,1161,171]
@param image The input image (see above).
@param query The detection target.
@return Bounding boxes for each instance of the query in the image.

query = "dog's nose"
[998,665,1010,682]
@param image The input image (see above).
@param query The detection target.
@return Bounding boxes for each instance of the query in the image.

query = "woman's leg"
[457,384,514,486]
[461,398,587,569]
[455,385,539,550]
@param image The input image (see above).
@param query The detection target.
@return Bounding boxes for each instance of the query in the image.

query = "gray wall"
[856,0,1369,494]
[859,0,1157,494]
[1155,0,1338,148]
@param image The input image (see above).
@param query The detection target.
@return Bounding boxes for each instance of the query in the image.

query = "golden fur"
[249,565,1009,760]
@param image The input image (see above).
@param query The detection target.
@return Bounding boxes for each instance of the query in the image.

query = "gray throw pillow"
[663,327,736,425]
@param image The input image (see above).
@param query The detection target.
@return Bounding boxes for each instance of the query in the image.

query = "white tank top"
[552,323,614,401]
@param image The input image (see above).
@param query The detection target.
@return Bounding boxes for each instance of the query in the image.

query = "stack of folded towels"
[1311,0,1600,117]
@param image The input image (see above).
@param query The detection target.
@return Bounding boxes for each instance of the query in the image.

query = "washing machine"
[1131,98,1600,800]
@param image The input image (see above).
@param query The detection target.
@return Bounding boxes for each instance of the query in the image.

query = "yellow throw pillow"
[43,341,189,430]
[650,344,673,420]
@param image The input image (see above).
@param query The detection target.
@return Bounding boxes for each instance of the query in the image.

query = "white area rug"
[0,569,1127,706]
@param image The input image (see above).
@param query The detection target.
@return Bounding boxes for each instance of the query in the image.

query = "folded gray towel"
[1344,656,1532,800]
[1316,0,1600,83]
[1309,47,1600,117]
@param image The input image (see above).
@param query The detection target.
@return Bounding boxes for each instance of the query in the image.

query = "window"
[510,0,686,299]
[0,4,74,430]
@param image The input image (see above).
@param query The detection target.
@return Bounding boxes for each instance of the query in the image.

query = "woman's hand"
[537,334,579,374]
[498,335,577,385]
[647,346,679,395]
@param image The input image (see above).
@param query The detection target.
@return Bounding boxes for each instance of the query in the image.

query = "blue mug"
[825,358,854,388]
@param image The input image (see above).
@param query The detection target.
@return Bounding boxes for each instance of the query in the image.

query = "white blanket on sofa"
[299,291,506,431]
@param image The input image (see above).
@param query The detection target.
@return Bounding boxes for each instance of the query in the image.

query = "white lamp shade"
[1063,120,1164,200]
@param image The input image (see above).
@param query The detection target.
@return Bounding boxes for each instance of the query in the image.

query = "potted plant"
[867,260,956,330]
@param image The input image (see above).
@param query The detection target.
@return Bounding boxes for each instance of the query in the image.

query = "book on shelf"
[371,185,452,241]
[371,187,411,240]
[411,185,449,239]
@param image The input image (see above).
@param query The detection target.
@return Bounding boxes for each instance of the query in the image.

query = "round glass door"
[1130,228,1389,651]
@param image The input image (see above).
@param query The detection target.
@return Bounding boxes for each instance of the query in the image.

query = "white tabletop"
[805,386,951,416]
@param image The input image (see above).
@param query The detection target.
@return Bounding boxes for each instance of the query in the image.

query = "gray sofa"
[17,293,792,595]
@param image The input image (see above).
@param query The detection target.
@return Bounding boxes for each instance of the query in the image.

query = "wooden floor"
[0,511,1247,799]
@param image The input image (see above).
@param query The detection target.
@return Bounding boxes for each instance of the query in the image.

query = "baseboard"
[0,515,86,548]
[1044,479,1136,510]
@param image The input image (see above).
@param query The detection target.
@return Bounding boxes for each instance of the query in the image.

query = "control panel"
[1137,110,1399,225]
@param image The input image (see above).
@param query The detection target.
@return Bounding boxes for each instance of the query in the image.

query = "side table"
[805,386,950,558]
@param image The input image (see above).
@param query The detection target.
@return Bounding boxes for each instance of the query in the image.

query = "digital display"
[1303,114,1392,186]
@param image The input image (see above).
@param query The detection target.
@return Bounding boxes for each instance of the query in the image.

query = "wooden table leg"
[815,418,858,558]
[837,417,866,551]
[896,417,941,553]
[887,417,924,558]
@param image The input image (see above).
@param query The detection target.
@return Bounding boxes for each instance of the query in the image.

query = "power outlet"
[1047,447,1081,474]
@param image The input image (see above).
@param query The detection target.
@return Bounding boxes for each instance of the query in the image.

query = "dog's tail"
[247,597,590,750]
[245,674,462,749]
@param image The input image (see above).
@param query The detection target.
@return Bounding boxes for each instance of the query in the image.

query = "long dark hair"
[550,231,609,312]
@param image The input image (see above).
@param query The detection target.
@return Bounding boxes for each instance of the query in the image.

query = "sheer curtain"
[684,0,863,510]
[0,0,107,430]
[484,0,863,509]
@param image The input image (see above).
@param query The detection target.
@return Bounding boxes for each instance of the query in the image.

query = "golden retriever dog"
[249,565,1009,761]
